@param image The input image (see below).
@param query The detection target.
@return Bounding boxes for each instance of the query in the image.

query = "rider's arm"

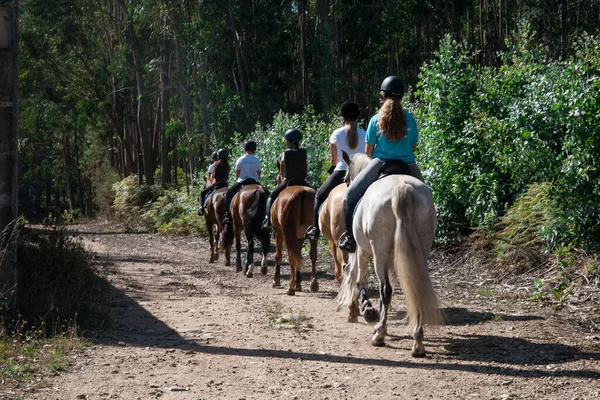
[412,144,417,153]
[330,143,338,167]
[366,143,374,158]
[235,169,240,180]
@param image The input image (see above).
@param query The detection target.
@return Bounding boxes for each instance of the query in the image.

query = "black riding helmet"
[339,101,360,120]
[211,151,218,161]
[217,148,229,161]
[283,128,302,147]
[380,76,405,98]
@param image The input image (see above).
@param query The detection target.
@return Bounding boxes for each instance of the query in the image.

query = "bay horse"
[271,161,319,295]
[202,186,228,264]
[318,182,347,285]
[336,153,442,357]
[219,184,270,277]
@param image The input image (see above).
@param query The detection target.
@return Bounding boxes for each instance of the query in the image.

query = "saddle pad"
[203,191,214,208]
[227,191,241,212]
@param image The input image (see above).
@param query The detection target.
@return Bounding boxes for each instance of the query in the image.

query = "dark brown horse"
[203,186,228,264]
[219,184,270,277]
[271,162,319,295]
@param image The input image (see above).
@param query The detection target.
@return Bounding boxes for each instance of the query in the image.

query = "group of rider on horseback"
[199,75,424,254]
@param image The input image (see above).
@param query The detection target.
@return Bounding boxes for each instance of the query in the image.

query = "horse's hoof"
[236,265,242,272]
[371,334,386,347]
[272,280,281,288]
[287,289,295,296]
[295,285,302,292]
[225,261,231,267]
[310,279,319,293]
[209,258,215,264]
[261,266,268,275]
[363,307,380,324]
[347,315,359,323]
[411,345,426,358]
[246,271,253,278]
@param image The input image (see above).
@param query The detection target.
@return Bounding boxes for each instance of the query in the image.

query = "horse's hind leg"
[372,268,393,347]
[291,239,303,294]
[412,325,425,357]
[309,238,319,292]
[207,223,216,263]
[273,232,283,288]
[287,264,297,296]
[356,248,378,324]
[234,225,242,272]
[245,234,254,278]
[260,234,269,275]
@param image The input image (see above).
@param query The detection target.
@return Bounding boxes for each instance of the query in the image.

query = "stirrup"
[261,218,272,231]
[337,233,356,253]
[304,225,319,240]
[197,207,204,216]
[222,213,232,224]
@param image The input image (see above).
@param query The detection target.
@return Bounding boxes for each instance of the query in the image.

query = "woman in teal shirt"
[337,76,424,253]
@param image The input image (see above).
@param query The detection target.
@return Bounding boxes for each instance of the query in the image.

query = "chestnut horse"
[318,182,347,285]
[336,153,442,357]
[202,186,228,264]
[219,184,270,277]
[271,161,319,295]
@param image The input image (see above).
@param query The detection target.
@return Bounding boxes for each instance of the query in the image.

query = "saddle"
[378,159,410,180]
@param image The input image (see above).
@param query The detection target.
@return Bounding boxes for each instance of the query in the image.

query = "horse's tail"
[281,188,311,271]
[392,183,442,332]
[247,187,270,246]
[336,252,359,308]
[219,216,234,251]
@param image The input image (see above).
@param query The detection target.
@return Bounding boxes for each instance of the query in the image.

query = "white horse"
[336,153,442,357]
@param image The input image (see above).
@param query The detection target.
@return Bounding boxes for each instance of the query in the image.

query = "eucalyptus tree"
[0,0,19,310]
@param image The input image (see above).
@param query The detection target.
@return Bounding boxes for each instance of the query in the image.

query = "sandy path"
[19,226,600,400]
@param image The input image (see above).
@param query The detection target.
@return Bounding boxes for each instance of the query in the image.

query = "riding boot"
[222,211,232,224]
[261,198,273,231]
[337,200,358,253]
[304,201,321,240]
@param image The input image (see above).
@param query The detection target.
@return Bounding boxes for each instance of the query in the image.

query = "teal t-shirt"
[365,111,418,163]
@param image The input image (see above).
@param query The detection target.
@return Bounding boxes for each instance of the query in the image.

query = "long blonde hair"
[344,118,359,150]
[377,95,406,142]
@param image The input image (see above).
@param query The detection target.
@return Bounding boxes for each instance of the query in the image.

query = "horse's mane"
[347,153,371,182]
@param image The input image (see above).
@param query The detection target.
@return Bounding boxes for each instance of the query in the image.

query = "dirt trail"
[19,224,600,399]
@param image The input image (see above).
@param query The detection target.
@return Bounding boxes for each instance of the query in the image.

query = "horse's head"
[342,151,370,186]
[276,160,284,185]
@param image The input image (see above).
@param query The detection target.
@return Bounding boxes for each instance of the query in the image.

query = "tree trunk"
[62,128,77,212]
[298,0,309,106]
[173,36,196,178]
[317,0,331,115]
[226,0,248,95]
[132,44,155,185]
[0,0,19,310]
[160,24,172,188]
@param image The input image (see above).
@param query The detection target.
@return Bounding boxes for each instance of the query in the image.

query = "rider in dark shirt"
[261,128,308,231]
[198,148,230,216]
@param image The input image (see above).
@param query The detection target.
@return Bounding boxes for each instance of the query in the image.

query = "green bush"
[15,225,106,328]
[227,106,341,191]
[415,32,600,251]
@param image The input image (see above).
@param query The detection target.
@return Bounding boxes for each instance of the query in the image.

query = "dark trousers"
[312,170,345,228]
[225,178,258,211]
[265,178,308,221]
[200,181,228,206]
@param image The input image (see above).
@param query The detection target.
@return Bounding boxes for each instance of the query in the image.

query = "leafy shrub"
[147,189,207,236]
[227,106,341,191]
[415,33,600,251]
[112,175,163,231]
[15,225,107,328]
